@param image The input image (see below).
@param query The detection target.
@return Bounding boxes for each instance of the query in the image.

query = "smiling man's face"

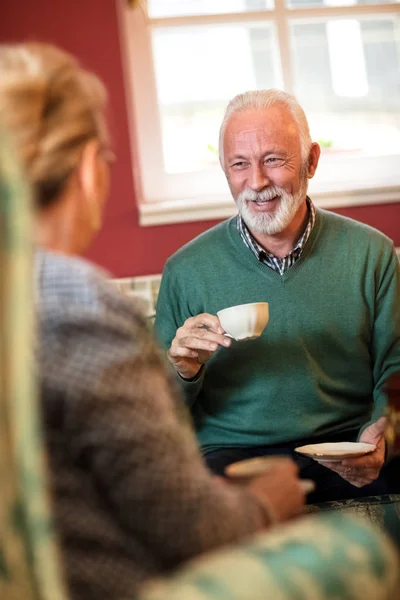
[223,104,310,236]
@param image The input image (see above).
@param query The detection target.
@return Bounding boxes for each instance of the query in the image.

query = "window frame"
[118,0,400,226]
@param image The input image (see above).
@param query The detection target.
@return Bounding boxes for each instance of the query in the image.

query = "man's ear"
[307,143,321,179]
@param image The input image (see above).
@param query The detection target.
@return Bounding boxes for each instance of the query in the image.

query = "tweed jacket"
[35,250,268,600]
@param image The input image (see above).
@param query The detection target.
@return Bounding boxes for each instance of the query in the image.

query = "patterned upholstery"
[0,132,399,600]
[140,514,400,600]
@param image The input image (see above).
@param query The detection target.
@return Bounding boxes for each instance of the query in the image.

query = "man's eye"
[232,162,246,168]
[265,157,284,166]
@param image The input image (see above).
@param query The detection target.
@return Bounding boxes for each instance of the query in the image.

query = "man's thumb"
[360,417,388,444]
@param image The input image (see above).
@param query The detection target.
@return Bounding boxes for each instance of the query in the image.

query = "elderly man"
[155,89,400,502]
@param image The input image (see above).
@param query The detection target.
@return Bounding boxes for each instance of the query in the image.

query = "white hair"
[219,89,312,168]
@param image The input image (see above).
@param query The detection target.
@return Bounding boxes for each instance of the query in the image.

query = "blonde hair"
[219,89,312,167]
[0,43,109,208]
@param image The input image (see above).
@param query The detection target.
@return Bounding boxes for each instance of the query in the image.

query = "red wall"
[2,0,400,277]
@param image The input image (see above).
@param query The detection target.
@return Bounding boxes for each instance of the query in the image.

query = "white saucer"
[295,442,376,463]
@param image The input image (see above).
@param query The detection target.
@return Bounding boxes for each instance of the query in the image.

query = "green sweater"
[155,208,400,453]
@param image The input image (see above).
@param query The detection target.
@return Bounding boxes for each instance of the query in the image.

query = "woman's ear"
[77,139,102,230]
[307,143,321,179]
[78,139,99,201]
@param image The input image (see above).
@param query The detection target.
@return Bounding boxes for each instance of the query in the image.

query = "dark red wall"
[2,0,400,277]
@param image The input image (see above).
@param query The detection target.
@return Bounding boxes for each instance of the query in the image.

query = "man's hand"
[247,459,307,524]
[319,417,387,488]
[168,313,231,380]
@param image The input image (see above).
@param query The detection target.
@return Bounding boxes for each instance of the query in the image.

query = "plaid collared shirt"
[237,198,316,275]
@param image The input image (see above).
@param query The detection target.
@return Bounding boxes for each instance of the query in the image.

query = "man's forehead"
[234,127,273,143]
[226,108,298,141]
[225,122,299,147]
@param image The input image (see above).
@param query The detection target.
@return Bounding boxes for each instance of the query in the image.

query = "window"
[120,0,400,225]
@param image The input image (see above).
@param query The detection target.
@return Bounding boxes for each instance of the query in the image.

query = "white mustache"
[238,187,283,203]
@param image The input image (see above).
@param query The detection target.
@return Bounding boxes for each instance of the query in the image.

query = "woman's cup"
[225,456,315,494]
[217,302,269,342]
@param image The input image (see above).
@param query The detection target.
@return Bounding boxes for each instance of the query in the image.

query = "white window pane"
[152,24,281,173]
[148,0,272,19]
[291,17,400,157]
[288,0,399,11]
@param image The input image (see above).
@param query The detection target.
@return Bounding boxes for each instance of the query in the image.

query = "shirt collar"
[237,197,315,262]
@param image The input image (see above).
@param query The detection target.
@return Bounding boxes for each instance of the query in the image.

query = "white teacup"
[225,456,315,494]
[225,456,285,484]
[217,302,269,342]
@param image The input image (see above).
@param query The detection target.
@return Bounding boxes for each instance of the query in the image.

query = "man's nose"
[248,165,270,192]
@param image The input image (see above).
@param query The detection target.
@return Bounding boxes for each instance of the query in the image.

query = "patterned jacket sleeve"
[37,256,270,568]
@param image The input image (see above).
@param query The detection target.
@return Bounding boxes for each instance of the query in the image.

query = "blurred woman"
[0,43,305,600]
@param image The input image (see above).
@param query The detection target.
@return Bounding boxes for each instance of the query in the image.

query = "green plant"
[207,143,219,157]
[318,138,333,149]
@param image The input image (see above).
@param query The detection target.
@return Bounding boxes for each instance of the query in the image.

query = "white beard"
[235,178,308,235]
